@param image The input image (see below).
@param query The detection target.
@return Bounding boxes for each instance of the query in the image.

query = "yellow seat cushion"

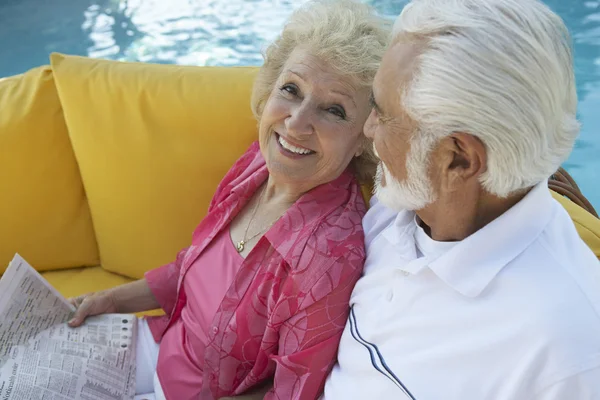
[0,66,99,274]
[551,191,600,257]
[42,266,134,298]
[42,267,164,316]
[50,53,259,279]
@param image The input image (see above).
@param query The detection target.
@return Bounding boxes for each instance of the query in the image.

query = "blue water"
[1,0,598,208]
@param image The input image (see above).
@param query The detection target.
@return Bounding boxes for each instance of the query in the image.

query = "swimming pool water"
[1,0,598,208]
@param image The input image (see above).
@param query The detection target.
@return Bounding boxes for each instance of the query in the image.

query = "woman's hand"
[67,279,160,327]
[68,291,118,327]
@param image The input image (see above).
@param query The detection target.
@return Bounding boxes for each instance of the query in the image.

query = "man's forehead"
[373,39,423,109]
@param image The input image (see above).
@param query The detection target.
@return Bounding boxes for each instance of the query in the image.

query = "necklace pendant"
[236,240,245,253]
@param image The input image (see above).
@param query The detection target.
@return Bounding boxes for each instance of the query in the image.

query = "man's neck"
[416,188,531,242]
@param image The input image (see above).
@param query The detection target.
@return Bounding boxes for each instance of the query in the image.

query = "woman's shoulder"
[267,173,366,260]
[288,193,367,293]
[309,198,366,258]
[264,174,367,293]
[209,142,266,208]
[296,176,367,260]
[304,171,367,234]
[219,141,264,187]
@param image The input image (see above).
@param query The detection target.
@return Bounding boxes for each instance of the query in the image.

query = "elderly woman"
[67,1,389,399]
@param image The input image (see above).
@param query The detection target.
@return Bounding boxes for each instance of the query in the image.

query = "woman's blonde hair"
[251,0,391,184]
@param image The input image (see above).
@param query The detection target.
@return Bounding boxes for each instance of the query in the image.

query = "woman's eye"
[280,84,298,96]
[328,106,346,119]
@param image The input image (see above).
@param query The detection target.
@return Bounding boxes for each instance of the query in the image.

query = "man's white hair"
[394,0,580,197]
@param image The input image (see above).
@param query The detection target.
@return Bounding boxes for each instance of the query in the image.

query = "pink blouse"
[156,227,244,399]
[145,142,367,399]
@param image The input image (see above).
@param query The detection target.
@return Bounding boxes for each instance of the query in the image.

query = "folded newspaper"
[0,254,137,400]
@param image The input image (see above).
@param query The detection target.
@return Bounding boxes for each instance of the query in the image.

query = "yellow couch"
[1,53,599,302]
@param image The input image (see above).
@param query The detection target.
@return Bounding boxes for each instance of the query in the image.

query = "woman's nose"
[285,103,314,137]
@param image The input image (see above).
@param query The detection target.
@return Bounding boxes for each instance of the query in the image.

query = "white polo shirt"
[323,182,600,399]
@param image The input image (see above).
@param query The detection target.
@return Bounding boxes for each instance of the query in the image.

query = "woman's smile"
[275,132,316,159]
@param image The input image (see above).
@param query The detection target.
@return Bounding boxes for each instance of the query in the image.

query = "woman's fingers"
[68,295,86,309]
[67,291,120,328]
[68,294,95,327]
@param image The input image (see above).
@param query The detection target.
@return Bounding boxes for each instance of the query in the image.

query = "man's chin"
[374,183,431,212]
[374,162,435,211]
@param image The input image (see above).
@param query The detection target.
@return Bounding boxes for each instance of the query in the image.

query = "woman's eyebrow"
[331,89,356,107]
[287,69,305,80]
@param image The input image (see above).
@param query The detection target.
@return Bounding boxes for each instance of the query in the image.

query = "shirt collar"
[225,146,360,267]
[428,181,555,297]
[381,209,419,261]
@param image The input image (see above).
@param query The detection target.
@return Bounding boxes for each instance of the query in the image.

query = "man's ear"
[441,132,487,182]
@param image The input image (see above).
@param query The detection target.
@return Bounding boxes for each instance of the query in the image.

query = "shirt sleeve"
[535,366,600,400]
[144,246,189,316]
[264,256,362,400]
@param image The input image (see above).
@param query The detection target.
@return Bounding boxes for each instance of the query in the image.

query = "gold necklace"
[236,185,279,253]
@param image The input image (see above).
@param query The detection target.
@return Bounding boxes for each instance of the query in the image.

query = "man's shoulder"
[524,203,600,312]
[538,201,600,268]
[500,211,600,384]
[506,204,600,319]
[518,290,600,391]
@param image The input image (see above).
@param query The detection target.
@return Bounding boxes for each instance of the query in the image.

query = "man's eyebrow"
[369,91,385,116]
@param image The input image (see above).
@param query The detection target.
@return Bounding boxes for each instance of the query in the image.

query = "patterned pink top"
[156,227,244,398]
[145,142,367,399]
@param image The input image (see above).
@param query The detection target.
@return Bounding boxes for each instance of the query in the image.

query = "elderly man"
[322,0,600,399]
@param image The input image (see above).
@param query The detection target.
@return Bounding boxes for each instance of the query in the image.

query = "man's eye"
[280,84,298,96]
[328,106,346,119]
[370,107,383,123]
[369,93,382,119]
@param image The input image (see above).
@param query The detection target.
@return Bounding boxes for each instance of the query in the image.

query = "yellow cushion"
[551,191,600,257]
[0,66,99,274]
[42,267,163,316]
[50,53,259,279]
[43,266,134,298]
[360,183,374,206]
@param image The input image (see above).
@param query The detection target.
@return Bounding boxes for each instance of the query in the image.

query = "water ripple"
[0,0,598,208]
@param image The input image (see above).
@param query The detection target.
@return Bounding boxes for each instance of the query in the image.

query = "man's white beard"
[374,141,436,212]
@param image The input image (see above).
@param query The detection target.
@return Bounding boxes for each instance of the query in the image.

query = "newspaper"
[0,254,137,400]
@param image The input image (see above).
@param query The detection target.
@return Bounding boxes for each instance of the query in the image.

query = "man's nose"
[364,109,377,139]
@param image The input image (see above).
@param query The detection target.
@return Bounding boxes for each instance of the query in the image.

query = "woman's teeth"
[278,135,312,155]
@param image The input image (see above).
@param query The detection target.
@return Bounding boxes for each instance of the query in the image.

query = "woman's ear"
[356,135,373,158]
[354,140,364,158]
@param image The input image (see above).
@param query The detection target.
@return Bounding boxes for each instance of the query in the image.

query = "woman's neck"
[262,176,305,208]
